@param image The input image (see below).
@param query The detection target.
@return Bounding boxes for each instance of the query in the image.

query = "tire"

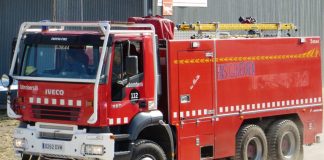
[131,139,167,160]
[266,120,301,160]
[21,154,40,160]
[22,154,31,160]
[30,155,39,160]
[235,124,268,160]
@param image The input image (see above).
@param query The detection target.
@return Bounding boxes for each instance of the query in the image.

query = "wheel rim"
[280,132,296,158]
[246,137,263,160]
[139,154,156,160]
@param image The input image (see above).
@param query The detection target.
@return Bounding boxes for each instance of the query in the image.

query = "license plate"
[42,142,64,151]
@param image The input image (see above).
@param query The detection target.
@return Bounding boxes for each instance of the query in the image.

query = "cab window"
[111,41,143,101]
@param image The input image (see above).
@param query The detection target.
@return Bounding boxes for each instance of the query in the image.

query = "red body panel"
[167,37,322,159]
[17,81,105,126]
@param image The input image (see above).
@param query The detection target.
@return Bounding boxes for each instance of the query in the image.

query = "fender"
[159,121,175,160]
[128,110,163,140]
[127,110,175,160]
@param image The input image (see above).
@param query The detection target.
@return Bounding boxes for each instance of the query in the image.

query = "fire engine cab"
[1,16,322,160]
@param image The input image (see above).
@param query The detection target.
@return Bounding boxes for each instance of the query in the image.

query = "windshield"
[20,44,103,79]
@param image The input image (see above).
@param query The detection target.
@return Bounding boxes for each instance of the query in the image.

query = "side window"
[111,43,124,101]
[128,41,143,83]
[112,44,123,82]
[111,40,144,101]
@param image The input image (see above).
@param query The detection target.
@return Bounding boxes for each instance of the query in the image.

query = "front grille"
[32,105,80,121]
[39,124,74,131]
[39,132,73,141]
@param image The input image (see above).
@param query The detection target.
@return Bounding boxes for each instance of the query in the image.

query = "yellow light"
[110,135,116,140]
[17,97,24,103]
[86,100,93,107]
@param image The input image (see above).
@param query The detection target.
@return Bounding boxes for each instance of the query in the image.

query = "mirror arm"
[2,75,22,119]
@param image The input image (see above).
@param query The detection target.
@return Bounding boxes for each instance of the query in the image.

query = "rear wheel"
[267,120,301,160]
[131,139,167,160]
[235,124,268,160]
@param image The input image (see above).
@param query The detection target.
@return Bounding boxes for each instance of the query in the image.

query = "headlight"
[81,144,105,155]
[1,74,13,88]
[13,138,27,149]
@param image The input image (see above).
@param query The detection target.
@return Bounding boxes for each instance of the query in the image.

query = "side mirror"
[1,74,13,88]
[125,56,138,76]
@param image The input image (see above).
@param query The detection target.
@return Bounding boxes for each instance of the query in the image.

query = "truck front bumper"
[13,123,115,160]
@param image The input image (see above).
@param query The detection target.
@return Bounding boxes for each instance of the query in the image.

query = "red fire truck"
[1,16,322,160]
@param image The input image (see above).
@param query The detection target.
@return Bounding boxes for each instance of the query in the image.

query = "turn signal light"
[110,135,116,140]
[81,144,104,155]
[86,100,93,107]
[16,97,24,103]
[13,138,27,149]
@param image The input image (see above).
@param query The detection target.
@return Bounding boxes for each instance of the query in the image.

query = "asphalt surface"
[304,90,324,160]
[304,112,324,160]
[305,140,324,160]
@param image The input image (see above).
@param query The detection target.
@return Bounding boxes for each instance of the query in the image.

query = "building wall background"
[156,0,323,37]
[0,0,146,75]
[0,0,53,76]
[155,0,324,69]
[0,0,323,76]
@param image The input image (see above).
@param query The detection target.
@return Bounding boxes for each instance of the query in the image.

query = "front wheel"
[131,139,166,160]
[22,154,31,160]
[22,154,39,160]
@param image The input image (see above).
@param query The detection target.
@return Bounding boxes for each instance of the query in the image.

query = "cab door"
[177,50,215,160]
[109,40,145,126]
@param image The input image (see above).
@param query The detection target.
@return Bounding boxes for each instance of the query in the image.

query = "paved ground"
[305,139,324,160]
[0,110,18,160]
[303,89,324,160]
[304,116,324,160]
